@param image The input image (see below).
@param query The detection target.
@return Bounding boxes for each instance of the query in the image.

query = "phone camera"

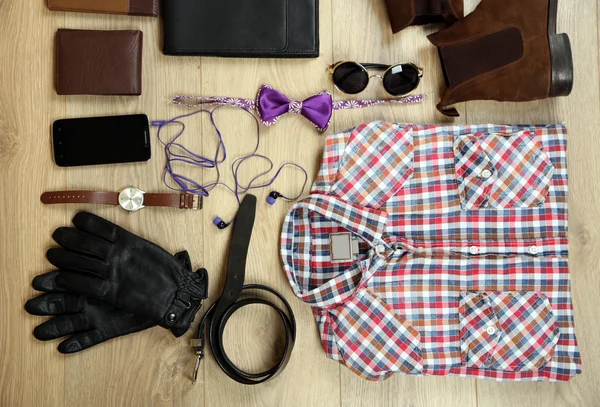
[57,127,62,132]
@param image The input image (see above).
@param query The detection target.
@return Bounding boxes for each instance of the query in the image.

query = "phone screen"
[52,114,151,167]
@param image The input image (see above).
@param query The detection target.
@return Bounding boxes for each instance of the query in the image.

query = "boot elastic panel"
[385,0,464,34]
[412,0,464,26]
[444,0,464,25]
[430,27,524,116]
[385,0,416,33]
[433,27,524,88]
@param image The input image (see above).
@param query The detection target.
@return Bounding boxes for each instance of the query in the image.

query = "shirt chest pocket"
[459,291,560,372]
[453,131,555,209]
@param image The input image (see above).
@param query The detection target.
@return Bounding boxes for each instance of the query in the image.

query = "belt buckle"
[330,232,360,263]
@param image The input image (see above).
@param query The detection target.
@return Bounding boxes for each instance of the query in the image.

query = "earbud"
[266,191,281,205]
[213,217,229,229]
[215,192,281,229]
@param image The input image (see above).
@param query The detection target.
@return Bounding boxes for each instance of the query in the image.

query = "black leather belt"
[191,194,296,385]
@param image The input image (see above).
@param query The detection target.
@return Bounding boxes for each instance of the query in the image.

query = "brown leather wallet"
[47,0,158,17]
[55,29,143,96]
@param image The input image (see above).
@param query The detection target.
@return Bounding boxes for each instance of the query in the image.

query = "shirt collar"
[281,193,389,308]
[299,194,388,243]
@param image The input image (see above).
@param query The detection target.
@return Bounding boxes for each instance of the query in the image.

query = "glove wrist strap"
[162,291,199,336]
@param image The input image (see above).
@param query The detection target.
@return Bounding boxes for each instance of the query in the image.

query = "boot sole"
[548,0,574,97]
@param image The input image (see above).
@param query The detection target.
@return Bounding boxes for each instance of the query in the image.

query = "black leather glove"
[38,212,208,337]
[25,251,195,353]
[25,270,153,353]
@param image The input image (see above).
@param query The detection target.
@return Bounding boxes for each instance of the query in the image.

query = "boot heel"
[548,33,574,97]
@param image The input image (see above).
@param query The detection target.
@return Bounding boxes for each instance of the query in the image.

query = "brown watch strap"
[41,191,119,205]
[144,193,202,209]
[41,190,202,210]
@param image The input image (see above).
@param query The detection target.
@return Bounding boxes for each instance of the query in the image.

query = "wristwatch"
[41,187,202,212]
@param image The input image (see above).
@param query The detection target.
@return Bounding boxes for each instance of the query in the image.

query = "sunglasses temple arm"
[359,63,390,69]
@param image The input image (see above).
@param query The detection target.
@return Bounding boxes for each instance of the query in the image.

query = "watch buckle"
[192,195,202,210]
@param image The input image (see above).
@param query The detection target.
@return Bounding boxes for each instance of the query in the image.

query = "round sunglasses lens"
[332,62,369,94]
[382,64,420,96]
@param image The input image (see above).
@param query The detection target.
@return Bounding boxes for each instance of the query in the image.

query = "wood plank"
[0,1,65,406]
[467,0,599,406]
[49,11,205,407]
[333,1,475,406]
[198,1,341,406]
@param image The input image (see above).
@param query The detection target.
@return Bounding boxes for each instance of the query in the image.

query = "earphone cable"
[152,106,308,224]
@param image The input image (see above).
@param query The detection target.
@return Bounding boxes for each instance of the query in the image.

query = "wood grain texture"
[0,0,598,406]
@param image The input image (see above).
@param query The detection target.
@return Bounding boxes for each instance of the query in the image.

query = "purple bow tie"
[256,85,333,131]
[170,87,424,133]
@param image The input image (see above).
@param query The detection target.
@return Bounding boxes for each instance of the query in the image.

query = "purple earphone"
[153,105,308,230]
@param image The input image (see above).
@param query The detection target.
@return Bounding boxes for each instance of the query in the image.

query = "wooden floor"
[1,0,598,406]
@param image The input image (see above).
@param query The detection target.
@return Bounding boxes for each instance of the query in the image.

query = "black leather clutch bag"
[162,0,319,58]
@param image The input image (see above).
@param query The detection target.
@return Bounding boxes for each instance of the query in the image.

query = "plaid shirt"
[281,121,582,381]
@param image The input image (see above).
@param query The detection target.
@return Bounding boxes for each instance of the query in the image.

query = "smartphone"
[52,114,151,167]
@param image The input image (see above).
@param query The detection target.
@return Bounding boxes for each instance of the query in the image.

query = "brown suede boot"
[428,0,573,117]
[384,0,463,33]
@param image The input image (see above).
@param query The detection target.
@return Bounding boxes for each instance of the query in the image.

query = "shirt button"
[529,245,539,255]
[469,246,479,255]
[376,245,386,254]
[481,169,492,179]
[486,325,496,335]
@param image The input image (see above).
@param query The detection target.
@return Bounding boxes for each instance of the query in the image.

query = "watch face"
[119,187,144,212]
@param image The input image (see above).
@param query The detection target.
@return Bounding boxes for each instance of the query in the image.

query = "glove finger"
[58,330,104,354]
[33,313,90,340]
[46,248,108,278]
[25,292,83,316]
[174,250,192,271]
[72,212,118,243]
[55,272,107,299]
[32,271,64,293]
[52,227,112,260]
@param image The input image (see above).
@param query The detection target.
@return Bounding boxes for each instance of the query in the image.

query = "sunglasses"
[328,61,423,97]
